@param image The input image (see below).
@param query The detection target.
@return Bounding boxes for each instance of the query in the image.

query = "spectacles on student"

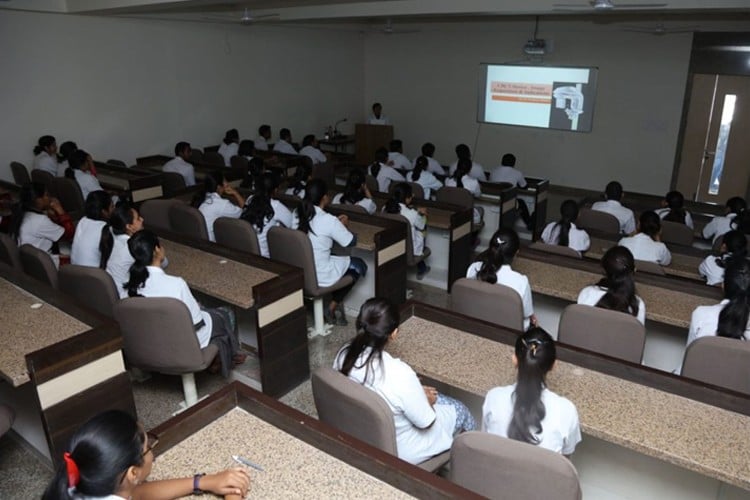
[143,432,159,456]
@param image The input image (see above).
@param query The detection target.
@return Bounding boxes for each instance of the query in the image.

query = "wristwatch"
[193,473,206,495]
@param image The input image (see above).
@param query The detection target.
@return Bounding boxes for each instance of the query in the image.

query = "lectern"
[355,123,394,164]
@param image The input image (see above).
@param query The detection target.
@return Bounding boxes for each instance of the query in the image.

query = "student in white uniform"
[618,211,672,266]
[408,156,443,199]
[217,128,239,166]
[483,328,581,456]
[162,142,196,186]
[285,163,312,199]
[66,149,105,201]
[71,191,114,267]
[687,258,750,347]
[273,128,297,155]
[237,139,255,162]
[489,153,527,187]
[541,200,590,253]
[466,228,536,330]
[101,203,144,298]
[191,171,245,242]
[298,179,367,326]
[445,158,483,225]
[448,144,486,180]
[299,134,327,165]
[699,230,747,286]
[369,147,405,193]
[333,298,476,465]
[655,190,693,229]
[254,125,271,151]
[385,183,430,279]
[577,246,646,324]
[124,230,244,377]
[32,135,59,176]
[241,173,296,258]
[42,410,251,500]
[387,139,412,171]
[367,102,390,125]
[413,143,445,175]
[57,141,78,177]
[591,181,636,235]
[332,169,377,214]
[703,196,746,243]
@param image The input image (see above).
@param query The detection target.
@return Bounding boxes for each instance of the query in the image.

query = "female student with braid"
[656,190,694,228]
[70,191,114,267]
[191,171,244,242]
[699,229,747,286]
[100,202,144,298]
[385,183,430,279]
[65,150,104,201]
[332,169,377,214]
[407,156,443,199]
[334,298,476,465]
[444,157,482,225]
[482,328,581,455]
[284,163,312,199]
[540,199,590,253]
[369,147,405,193]
[240,172,295,258]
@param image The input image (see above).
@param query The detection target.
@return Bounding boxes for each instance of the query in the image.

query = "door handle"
[704,150,715,157]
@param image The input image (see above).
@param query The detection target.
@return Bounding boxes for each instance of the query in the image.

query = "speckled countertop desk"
[424,208,451,230]
[347,221,377,251]
[586,237,705,280]
[149,408,413,499]
[390,317,750,490]
[513,257,714,328]
[162,239,277,309]
[0,279,90,386]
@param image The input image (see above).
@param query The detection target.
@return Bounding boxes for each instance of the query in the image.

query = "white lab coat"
[308,206,353,287]
[33,151,58,176]
[407,170,443,199]
[398,203,426,256]
[372,163,405,193]
[73,170,104,201]
[702,213,737,243]
[254,136,269,151]
[448,160,486,180]
[698,254,730,286]
[300,145,327,165]
[590,200,636,235]
[71,217,107,267]
[541,222,591,253]
[273,139,297,155]
[576,285,646,325]
[466,262,534,329]
[218,142,238,166]
[18,211,64,255]
[412,156,445,176]
[618,233,672,266]
[489,166,527,187]
[247,197,296,258]
[655,207,694,229]
[388,151,412,171]
[198,192,243,242]
[163,156,196,186]
[687,299,750,346]
[106,233,134,299]
[331,193,377,215]
[367,115,390,125]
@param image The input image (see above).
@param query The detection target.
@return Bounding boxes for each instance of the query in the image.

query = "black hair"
[715,230,748,270]
[451,158,471,188]
[421,142,435,157]
[455,144,471,160]
[662,191,687,225]
[124,230,160,297]
[238,139,255,157]
[34,135,56,155]
[10,182,47,239]
[726,196,747,216]
[341,169,367,205]
[389,139,402,152]
[411,156,427,182]
[100,203,138,269]
[385,183,412,214]
[59,141,78,162]
[501,153,516,167]
[595,246,640,318]
[554,200,579,247]
[507,328,556,446]
[369,147,389,178]
[302,135,315,148]
[82,191,115,269]
[639,211,661,240]
[258,124,271,137]
[223,128,239,145]
[372,102,382,110]
[718,258,750,339]
[241,173,277,232]
[174,141,190,157]
[337,297,399,384]
[288,163,312,197]
[279,128,291,141]
[191,170,224,208]
[476,228,520,284]
[604,181,624,201]
[42,410,144,500]
[241,156,266,190]
[731,210,750,235]
[66,149,90,179]
[298,179,328,234]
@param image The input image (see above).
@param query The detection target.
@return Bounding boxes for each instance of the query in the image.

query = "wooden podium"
[355,123,393,164]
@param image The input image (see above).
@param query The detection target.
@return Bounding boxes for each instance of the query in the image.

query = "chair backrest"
[312,163,335,188]
[214,217,260,256]
[0,405,14,437]
[660,220,694,247]
[189,149,203,164]
[436,186,473,209]
[529,241,582,259]
[58,265,119,317]
[161,171,187,197]
[388,180,424,200]
[682,336,750,395]
[577,207,621,236]
[106,159,127,168]
[365,174,379,194]
[229,155,249,179]
[451,278,524,331]
[311,367,398,454]
[10,161,30,185]
[140,199,181,232]
[330,203,368,215]
[0,233,22,269]
[202,151,225,167]
[19,244,58,288]
[267,226,320,295]
[635,259,666,276]
[558,304,645,363]
[50,177,85,218]
[378,212,419,265]
[169,203,209,240]
[31,169,56,196]
[450,432,582,500]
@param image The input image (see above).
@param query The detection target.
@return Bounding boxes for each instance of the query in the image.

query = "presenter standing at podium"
[367,102,391,125]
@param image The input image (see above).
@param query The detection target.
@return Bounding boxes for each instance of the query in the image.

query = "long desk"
[93,161,164,202]
[389,302,750,491]
[479,176,550,242]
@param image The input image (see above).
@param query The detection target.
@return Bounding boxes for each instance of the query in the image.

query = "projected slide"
[478,65,597,132]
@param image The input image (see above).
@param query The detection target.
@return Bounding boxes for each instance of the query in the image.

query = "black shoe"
[335,303,349,326]
[324,306,336,325]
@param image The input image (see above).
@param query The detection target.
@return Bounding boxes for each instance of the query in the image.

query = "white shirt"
[33,151,58,176]
[57,159,69,177]
[541,222,590,253]
[71,217,107,267]
[687,299,750,346]
[590,200,636,235]
[466,262,534,329]
[413,156,445,176]
[407,170,443,199]
[300,145,326,165]
[489,166,527,187]
[448,160,486,180]
[308,206,353,287]
[333,347,455,464]
[398,203,426,256]
[444,175,481,198]
[703,213,736,243]
[198,192,243,242]
[372,163,405,193]
[285,184,306,199]
[367,114,390,125]
[247,197,296,258]
[331,193,377,215]
[106,233,134,299]
[73,170,104,201]
[163,156,196,186]
[218,142,238,166]
[388,152,412,171]
[698,254,729,286]
[273,139,297,155]
[655,207,694,229]
[618,233,671,266]
[254,136,269,151]
[18,211,64,254]
[482,384,581,455]
[576,285,646,325]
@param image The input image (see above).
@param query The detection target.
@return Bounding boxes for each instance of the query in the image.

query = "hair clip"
[63,452,80,489]
[495,237,505,245]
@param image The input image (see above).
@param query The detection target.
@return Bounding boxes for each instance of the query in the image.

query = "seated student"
[699,230,747,286]
[125,230,244,375]
[71,191,114,267]
[11,182,74,267]
[333,297,476,465]
[408,156,443,199]
[466,228,536,329]
[385,183,430,280]
[541,199,590,253]
[448,144,485,180]
[56,141,78,177]
[367,102,390,125]
[66,149,104,201]
[413,142,445,175]
[33,135,59,176]
[273,128,297,155]
[489,153,527,187]
[192,171,245,242]
[218,128,240,166]
[577,246,646,325]
[387,139,412,171]
[101,202,144,298]
[162,141,196,186]
[618,211,671,266]
[655,190,693,229]
[483,327,581,456]
[241,173,296,258]
[237,139,255,162]
[42,410,250,500]
[298,179,367,325]
[445,158,482,225]
[299,134,327,165]
[284,163,312,199]
[241,157,267,191]
[369,147,405,193]
[591,181,636,235]
[703,196,747,243]
[254,124,272,151]
[332,169,377,214]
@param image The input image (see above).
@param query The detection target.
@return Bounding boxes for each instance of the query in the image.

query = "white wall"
[0,10,364,179]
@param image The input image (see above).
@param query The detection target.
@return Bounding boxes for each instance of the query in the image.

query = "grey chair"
[660,220,694,247]
[311,367,450,472]
[10,161,30,186]
[451,278,524,331]
[389,181,425,200]
[635,259,666,276]
[202,151,225,167]
[230,155,249,179]
[106,159,127,168]
[0,233,22,269]
[450,432,582,500]
[529,241,582,259]
[19,244,58,288]
[379,212,431,270]
[312,163,335,188]
[577,208,621,236]
[58,265,119,318]
[50,177,85,220]
[436,186,483,231]
[189,149,203,164]
[31,169,56,197]
[169,203,209,240]
[365,174,379,194]
[0,405,14,437]
[558,304,645,363]
[113,297,219,408]
[140,199,181,232]
[214,217,260,256]
[161,172,187,197]
[682,336,750,395]
[330,203,368,215]
[268,226,353,337]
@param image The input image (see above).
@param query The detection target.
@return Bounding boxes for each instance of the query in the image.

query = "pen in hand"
[232,455,264,472]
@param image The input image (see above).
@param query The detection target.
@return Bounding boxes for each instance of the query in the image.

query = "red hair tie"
[63,452,80,488]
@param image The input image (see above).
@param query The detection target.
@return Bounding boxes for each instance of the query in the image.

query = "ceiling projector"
[523,39,546,55]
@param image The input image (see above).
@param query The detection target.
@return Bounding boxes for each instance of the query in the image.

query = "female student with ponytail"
[191,171,244,242]
[444,157,482,225]
[66,150,104,201]
[540,199,590,253]
[332,169,377,214]
[71,191,114,267]
[385,183,430,280]
[577,246,646,324]
[698,229,747,286]
[284,163,312,199]
[42,409,250,500]
[100,202,144,298]
[334,298,476,465]
[240,172,296,258]
[407,156,443,199]
[482,328,581,456]
[369,147,405,193]
[33,135,59,176]
[656,190,693,229]
[618,210,672,266]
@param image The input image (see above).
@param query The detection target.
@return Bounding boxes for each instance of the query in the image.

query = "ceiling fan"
[370,19,420,35]
[622,22,699,35]
[553,0,668,12]
[203,7,279,25]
